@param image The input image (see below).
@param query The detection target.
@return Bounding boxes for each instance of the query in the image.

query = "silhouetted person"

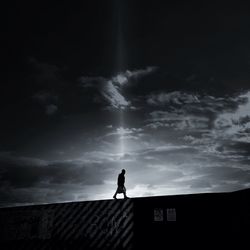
[113,169,128,199]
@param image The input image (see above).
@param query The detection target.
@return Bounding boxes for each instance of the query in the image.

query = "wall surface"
[0,189,249,249]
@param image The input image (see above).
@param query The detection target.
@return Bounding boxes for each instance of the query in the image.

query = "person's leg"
[123,187,128,199]
[113,188,118,199]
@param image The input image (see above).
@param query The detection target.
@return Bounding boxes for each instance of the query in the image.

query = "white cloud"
[148,111,209,131]
[147,91,200,106]
[103,127,143,139]
[214,91,250,141]
[102,80,130,109]
[147,91,239,116]
[80,76,129,109]
[111,66,157,87]
[153,145,190,152]
[146,91,250,151]
[80,67,157,110]
[112,74,128,86]
[145,121,169,129]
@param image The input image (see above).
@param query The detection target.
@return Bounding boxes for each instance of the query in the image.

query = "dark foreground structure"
[0,188,249,249]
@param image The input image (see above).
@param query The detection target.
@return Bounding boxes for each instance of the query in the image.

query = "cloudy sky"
[2,0,250,207]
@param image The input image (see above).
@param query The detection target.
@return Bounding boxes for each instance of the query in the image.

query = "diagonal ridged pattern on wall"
[0,198,134,250]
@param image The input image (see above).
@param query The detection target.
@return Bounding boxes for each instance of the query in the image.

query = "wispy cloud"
[214,91,250,142]
[146,91,249,136]
[0,151,122,207]
[103,80,130,109]
[79,67,157,110]
[103,127,144,139]
[111,66,157,87]
[32,92,59,116]
[147,91,240,115]
[147,91,200,106]
[45,104,58,115]
[147,111,210,131]
[30,57,61,116]
[29,57,60,87]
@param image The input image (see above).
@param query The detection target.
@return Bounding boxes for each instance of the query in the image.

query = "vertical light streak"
[114,0,127,162]
[119,110,125,159]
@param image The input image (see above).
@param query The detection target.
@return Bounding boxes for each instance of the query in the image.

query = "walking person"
[113,169,128,199]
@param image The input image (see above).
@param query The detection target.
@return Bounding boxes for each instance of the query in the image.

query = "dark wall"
[0,189,249,249]
[133,189,250,249]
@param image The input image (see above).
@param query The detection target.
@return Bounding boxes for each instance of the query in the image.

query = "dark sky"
[1,0,250,207]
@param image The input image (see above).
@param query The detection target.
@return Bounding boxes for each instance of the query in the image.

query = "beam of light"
[119,111,125,159]
[114,0,127,164]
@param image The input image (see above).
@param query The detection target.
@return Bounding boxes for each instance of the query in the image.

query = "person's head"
[121,169,126,175]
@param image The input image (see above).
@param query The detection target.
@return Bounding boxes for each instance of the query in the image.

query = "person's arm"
[118,174,124,186]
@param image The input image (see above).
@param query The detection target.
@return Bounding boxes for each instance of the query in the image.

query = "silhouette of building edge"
[0,189,249,249]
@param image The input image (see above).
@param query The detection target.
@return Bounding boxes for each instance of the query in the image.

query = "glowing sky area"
[2,1,250,207]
